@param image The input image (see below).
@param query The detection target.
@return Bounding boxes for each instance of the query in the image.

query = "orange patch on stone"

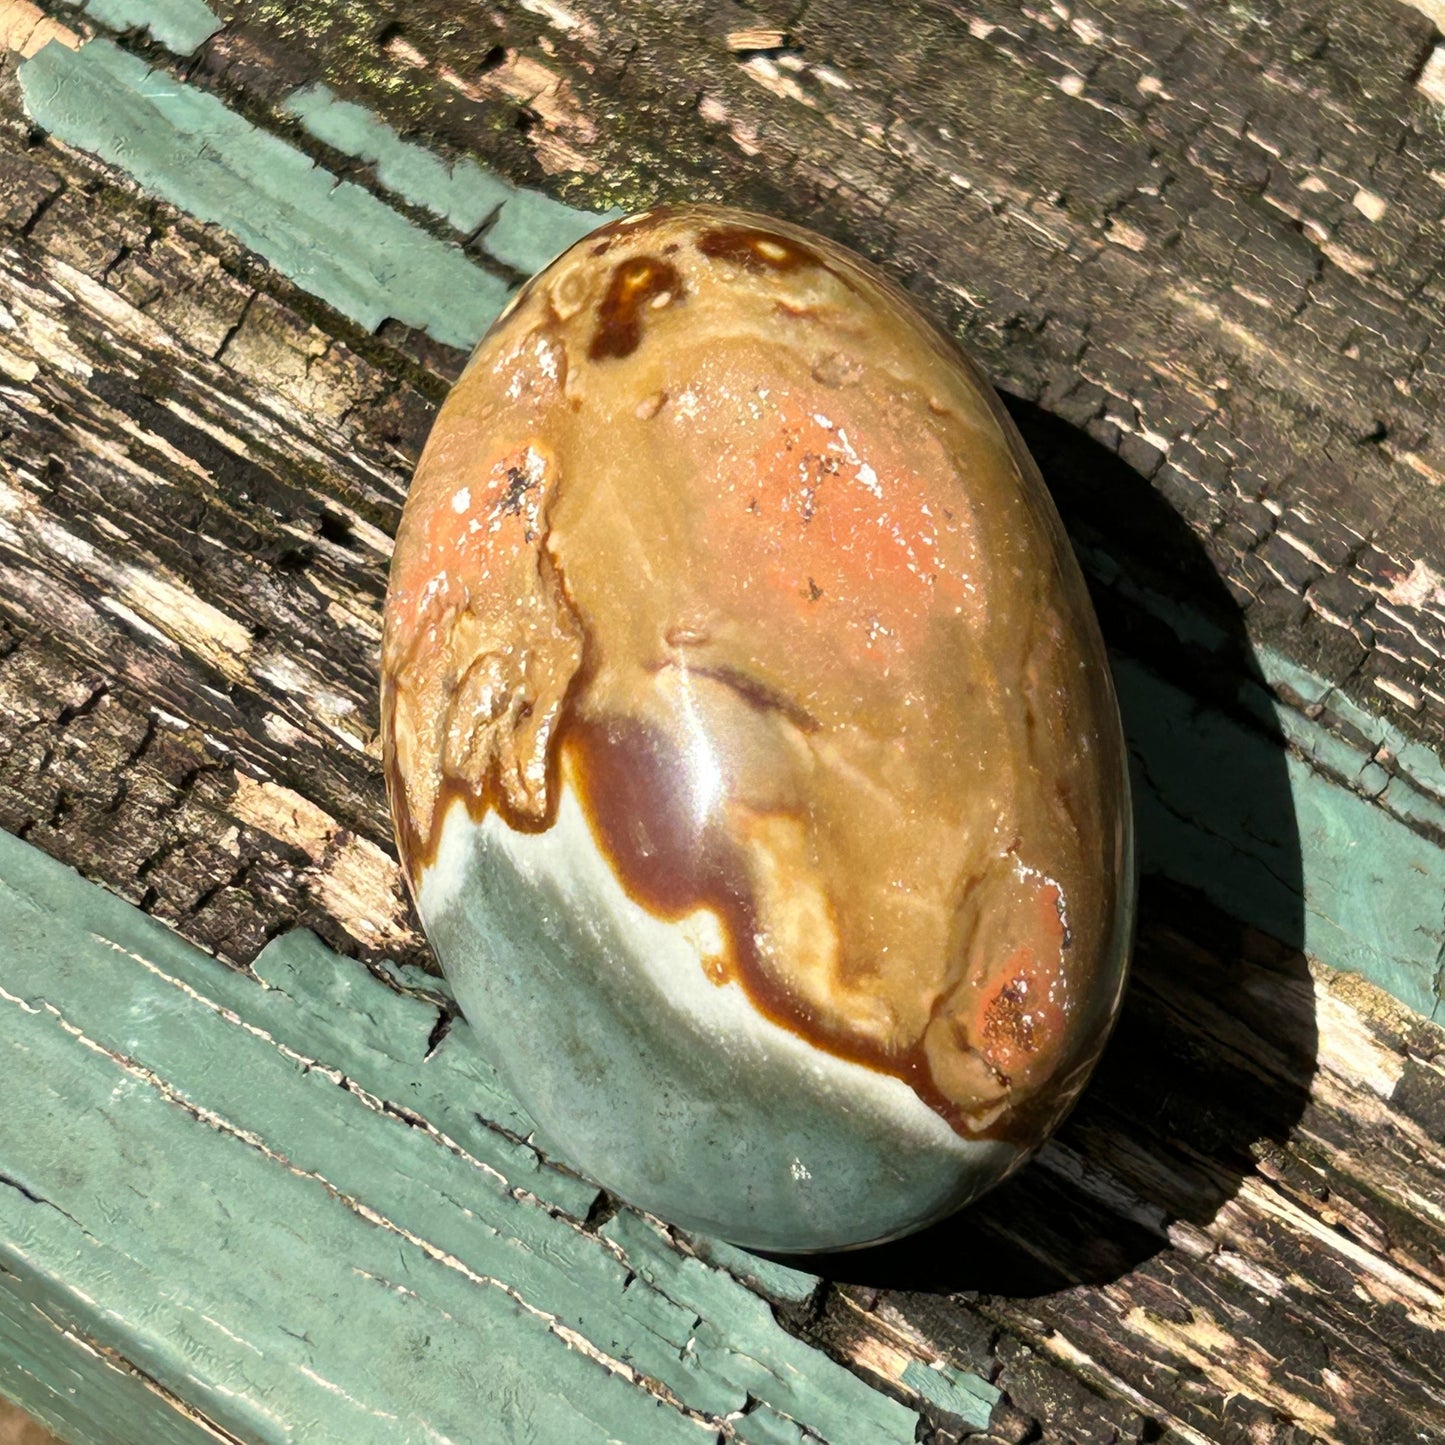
[390,444,552,641]
[976,880,1069,1079]
[706,397,975,660]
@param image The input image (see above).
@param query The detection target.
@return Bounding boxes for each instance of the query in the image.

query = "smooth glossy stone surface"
[381,205,1134,1252]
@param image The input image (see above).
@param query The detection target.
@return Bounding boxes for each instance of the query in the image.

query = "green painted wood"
[481,186,617,277]
[282,83,620,270]
[20,39,619,356]
[282,83,514,236]
[66,0,222,55]
[0,825,927,1445]
[900,1360,1000,1431]
[681,1239,819,1310]
[18,39,513,349]
[0,1272,217,1445]
[1083,535,1445,1022]
[732,1404,811,1445]
[1118,655,1445,1022]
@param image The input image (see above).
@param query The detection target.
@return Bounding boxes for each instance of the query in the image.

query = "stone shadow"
[773,398,1318,1296]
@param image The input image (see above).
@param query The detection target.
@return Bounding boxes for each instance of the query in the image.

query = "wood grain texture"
[0,0,1441,1440]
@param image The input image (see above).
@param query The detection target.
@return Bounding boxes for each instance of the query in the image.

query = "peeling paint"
[63,0,221,55]
[283,83,511,236]
[282,82,619,274]
[19,40,509,348]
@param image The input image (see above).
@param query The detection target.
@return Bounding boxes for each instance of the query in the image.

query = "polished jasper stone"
[381,206,1134,1252]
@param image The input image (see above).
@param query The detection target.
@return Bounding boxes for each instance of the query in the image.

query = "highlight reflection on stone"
[382,206,1134,1252]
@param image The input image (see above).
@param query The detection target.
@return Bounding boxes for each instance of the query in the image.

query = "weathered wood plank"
[2,769,1444,1444]
[0,0,1441,1440]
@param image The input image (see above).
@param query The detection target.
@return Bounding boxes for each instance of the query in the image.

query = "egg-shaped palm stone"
[381,206,1134,1253]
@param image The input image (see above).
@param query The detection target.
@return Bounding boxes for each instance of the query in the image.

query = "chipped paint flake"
[1418,44,1445,107]
[1351,188,1387,222]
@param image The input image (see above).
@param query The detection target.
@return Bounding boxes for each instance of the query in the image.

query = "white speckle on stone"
[1057,73,1086,97]
[855,461,883,498]
[535,335,561,381]
[678,909,726,961]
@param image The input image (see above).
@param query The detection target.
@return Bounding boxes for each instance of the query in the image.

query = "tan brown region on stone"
[382,206,1131,1140]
